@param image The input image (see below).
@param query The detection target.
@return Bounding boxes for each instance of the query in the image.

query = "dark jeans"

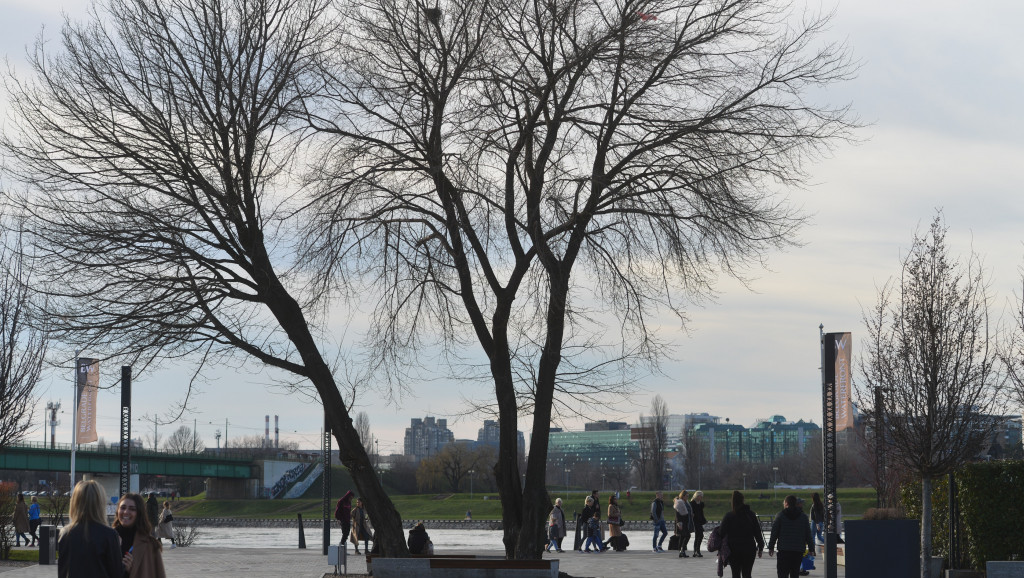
[29,519,40,543]
[776,549,803,578]
[693,526,704,553]
[339,520,351,545]
[729,552,756,578]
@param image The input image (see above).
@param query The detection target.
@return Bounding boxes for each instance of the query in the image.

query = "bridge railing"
[6,441,308,462]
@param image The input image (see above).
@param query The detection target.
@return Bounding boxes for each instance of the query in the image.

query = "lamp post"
[565,468,571,499]
[742,473,747,491]
[469,469,475,499]
[602,474,606,493]
[773,466,779,500]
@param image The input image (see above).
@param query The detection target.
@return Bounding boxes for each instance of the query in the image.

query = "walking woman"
[605,494,622,550]
[156,501,176,549]
[351,498,371,554]
[58,480,123,578]
[546,498,566,553]
[811,493,825,545]
[674,490,694,557]
[690,490,707,557]
[719,491,764,578]
[113,493,166,578]
[14,494,30,547]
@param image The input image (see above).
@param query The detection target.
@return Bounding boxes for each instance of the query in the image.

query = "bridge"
[0,442,257,479]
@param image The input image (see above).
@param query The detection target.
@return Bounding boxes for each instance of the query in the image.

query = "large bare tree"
[858,213,1003,578]
[2,0,408,555]
[302,0,854,557]
[1000,278,1024,412]
[0,233,48,451]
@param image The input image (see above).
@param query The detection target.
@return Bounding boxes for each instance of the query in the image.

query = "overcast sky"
[2,0,1023,454]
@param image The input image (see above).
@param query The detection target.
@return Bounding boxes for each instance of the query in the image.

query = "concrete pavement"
[0,545,843,577]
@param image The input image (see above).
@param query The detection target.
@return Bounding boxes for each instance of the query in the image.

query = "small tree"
[858,213,1003,577]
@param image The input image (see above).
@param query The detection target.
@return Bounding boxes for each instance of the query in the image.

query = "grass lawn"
[176,487,877,522]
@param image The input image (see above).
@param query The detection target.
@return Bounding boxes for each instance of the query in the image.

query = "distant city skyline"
[3,0,1024,456]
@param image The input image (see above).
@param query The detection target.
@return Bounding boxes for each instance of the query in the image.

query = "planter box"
[845,519,921,578]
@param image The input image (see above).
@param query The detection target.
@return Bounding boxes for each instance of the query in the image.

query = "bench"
[369,556,557,578]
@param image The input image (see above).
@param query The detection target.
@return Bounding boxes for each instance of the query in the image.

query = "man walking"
[768,495,814,578]
[651,491,668,553]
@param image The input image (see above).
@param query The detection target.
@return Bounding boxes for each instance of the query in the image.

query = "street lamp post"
[742,473,747,491]
[469,469,475,499]
[565,469,571,499]
[602,474,606,493]
[773,466,779,500]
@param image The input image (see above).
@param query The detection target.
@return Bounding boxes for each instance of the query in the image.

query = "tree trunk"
[258,260,408,557]
[921,475,932,578]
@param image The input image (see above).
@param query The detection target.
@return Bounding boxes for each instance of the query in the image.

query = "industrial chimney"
[265,415,270,448]
[274,415,279,449]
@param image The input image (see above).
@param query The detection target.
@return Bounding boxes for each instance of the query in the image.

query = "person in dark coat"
[768,495,815,578]
[14,494,30,546]
[145,494,160,533]
[407,522,432,555]
[334,490,355,545]
[810,493,825,545]
[719,491,764,578]
[58,480,124,578]
[690,490,708,557]
[674,490,694,557]
[575,496,596,551]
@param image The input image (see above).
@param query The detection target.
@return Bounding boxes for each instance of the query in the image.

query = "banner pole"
[71,351,79,490]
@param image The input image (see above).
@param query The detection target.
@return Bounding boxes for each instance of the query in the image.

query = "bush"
[861,507,907,520]
[902,460,1024,569]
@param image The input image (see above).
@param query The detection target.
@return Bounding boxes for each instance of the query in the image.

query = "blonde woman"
[690,490,708,557]
[156,501,176,548]
[58,480,124,578]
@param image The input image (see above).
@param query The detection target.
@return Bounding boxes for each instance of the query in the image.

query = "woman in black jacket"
[690,490,708,557]
[574,497,596,552]
[58,480,124,578]
[719,491,764,578]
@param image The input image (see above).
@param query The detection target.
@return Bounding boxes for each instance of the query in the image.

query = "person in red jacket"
[334,490,355,545]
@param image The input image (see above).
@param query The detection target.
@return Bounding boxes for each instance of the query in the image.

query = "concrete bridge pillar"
[205,478,257,499]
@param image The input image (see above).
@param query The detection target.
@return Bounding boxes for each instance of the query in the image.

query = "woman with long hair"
[718,491,764,578]
[810,492,825,545]
[605,494,622,550]
[112,493,166,578]
[58,480,123,578]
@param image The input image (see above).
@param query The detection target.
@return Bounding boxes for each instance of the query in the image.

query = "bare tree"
[0,233,47,451]
[355,411,374,459]
[2,0,407,556]
[858,213,1003,578]
[163,425,205,454]
[1000,277,1024,411]
[303,0,854,557]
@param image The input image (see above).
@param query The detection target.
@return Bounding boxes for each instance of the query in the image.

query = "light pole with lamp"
[773,466,779,500]
[742,473,747,491]
[601,474,606,493]
[469,469,475,499]
[565,468,571,499]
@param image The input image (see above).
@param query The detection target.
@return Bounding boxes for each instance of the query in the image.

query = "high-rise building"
[404,416,454,462]
[476,419,526,458]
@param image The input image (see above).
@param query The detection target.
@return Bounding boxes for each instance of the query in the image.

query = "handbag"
[164,514,173,523]
[706,525,723,552]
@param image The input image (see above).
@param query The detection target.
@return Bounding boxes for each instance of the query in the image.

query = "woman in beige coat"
[156,501,176,548]
[13,493,31,546]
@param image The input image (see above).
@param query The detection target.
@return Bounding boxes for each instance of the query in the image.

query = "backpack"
[706,525,723,552]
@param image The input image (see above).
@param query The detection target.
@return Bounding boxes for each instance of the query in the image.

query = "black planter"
[845,519,920,578]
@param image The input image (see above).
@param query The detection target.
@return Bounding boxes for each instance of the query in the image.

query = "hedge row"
[901,460,1023,569]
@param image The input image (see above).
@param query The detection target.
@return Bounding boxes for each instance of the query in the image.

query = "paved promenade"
[0,546,844,577]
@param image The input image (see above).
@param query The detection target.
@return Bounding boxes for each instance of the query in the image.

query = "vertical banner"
[826,332,855,431]
[76,358,100,444]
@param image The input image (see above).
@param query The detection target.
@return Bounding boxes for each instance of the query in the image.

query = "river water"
[185,527,506,550]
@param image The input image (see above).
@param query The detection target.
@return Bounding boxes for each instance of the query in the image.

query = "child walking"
[584,511,603,552]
